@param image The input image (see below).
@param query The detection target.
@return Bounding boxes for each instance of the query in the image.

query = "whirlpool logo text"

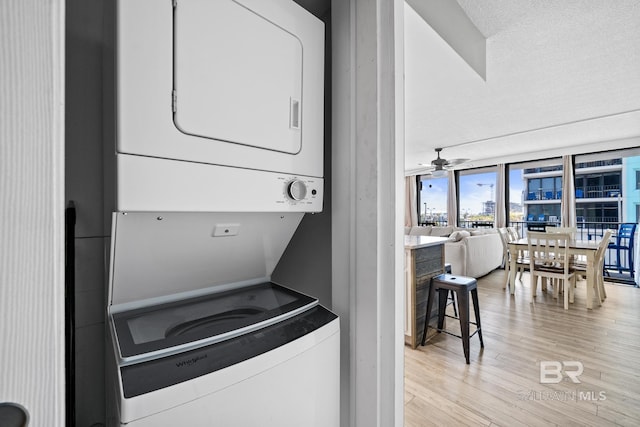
[176,354,208,368]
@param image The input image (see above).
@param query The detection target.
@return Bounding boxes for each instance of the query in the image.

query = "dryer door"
[173,0,303,154]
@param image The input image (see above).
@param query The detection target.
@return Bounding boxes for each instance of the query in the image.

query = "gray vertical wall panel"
[0,0,66,426]
[66,0,108,424]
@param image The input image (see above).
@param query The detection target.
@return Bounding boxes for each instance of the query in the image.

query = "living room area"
[402,1,640,426]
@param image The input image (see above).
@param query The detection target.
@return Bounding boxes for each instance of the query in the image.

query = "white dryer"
[106,0,325,212]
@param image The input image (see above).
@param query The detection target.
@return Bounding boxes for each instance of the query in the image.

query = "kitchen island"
[404,235,448,348]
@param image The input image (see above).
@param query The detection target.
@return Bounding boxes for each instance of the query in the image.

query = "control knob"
[287,179,307,201]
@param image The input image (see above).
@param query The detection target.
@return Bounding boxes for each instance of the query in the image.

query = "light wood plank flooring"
[405,269,640,427]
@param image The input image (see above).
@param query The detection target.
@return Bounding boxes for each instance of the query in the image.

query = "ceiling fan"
[419,148,469,177]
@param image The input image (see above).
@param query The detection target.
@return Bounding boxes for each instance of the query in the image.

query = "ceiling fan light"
[431,169,448,178]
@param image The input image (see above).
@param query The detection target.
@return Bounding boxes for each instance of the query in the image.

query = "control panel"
[278,176,321,208]
[117,154,323,212]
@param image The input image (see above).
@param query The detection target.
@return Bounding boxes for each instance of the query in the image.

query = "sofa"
[405,225,456,237]
[405,226,503,278]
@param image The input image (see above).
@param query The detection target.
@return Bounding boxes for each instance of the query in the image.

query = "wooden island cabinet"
[404,235,448,348]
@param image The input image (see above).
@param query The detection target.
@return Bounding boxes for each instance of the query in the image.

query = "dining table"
[508,237,602,309]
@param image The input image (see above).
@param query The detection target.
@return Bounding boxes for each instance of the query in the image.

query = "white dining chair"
[545,226,577,238]
[572,229,613,307]
[527,231,577,309]
[499,227,528,292]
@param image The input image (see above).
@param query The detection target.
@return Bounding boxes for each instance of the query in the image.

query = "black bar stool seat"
[421,273,484,364]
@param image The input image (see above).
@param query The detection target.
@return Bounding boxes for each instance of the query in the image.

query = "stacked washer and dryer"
[103,1,338,425]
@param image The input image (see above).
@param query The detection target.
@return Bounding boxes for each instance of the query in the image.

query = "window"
[574,150,640,224]
[418,175,448,225]
[458,169,497,226]
[517,157,563,224]
[508,166,525,223]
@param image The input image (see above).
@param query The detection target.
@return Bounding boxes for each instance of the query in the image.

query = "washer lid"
[111,281,317,364]
[108,211,304,307]
[173,0,303,154]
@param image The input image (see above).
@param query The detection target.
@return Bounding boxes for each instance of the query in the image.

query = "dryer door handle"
[290,97,300,129]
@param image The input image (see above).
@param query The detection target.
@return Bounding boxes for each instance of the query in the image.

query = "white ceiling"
[404,0,640,174]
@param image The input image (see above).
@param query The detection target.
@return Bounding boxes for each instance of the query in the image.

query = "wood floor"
[404,269,640,427]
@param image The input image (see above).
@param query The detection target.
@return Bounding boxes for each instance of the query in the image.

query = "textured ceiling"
[405,0,640,173]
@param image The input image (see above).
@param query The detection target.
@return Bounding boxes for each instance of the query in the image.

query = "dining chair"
[605,223,637,280]
[498,227,510,269]
[499,227,528,291]
[527,231,577,309]
[544,226,580,285]
[506,226,519,242]
[572,229,613,306]
[545,226,577,238]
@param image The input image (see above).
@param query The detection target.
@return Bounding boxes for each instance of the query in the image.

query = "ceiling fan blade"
[445,158,470,166]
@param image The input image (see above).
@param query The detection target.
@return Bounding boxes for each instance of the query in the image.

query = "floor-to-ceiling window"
[458,168,497,226]
[507,165,525,224]
[418,175,448,225]
[517,158,563,223]
[574,149,640,224]
[574,154,623,223]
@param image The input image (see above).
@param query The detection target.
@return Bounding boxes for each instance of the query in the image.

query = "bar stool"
[421,274,484,364]
[442,263,457,316]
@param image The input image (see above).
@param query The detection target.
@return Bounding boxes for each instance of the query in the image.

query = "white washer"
[107,283,339,427]
[105,212,340,426]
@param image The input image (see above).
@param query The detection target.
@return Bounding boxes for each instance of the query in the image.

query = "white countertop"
[404,235,448,249]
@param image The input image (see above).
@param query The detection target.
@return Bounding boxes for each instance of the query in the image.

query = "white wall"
[0,0,66,425]
[332,0,405,425]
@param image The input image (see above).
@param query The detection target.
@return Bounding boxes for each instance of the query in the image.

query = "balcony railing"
[525,185,622,201]
[575,185,621,199]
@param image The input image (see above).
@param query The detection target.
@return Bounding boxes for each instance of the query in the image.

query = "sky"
[419,169,524,217]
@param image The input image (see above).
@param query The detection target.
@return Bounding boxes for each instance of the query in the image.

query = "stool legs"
[457,289,470,364]
[471,288,484,349]
[437,290,448,331]
[421,279,438,346]
[450,290,458,317]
